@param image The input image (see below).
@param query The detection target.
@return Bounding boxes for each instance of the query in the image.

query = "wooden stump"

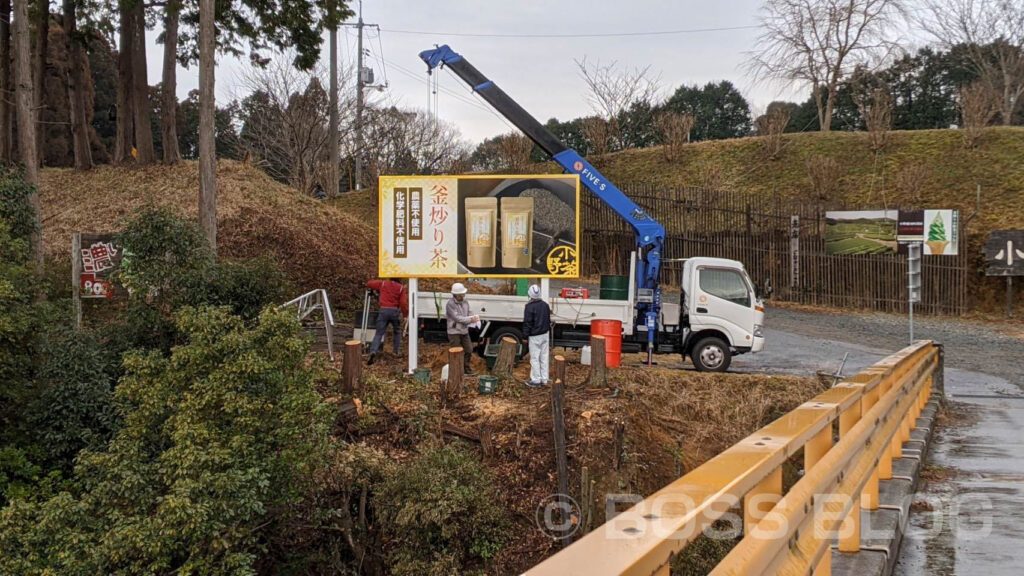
[445,347,464,406]
[343,340,362,394]
[588,335,607,388]
[580,465,595,535]
[554,354,566,385]
[492,336,517,381]
[551,375,572,545]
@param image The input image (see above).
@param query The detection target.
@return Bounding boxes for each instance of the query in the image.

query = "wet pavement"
[729,308,1024,576]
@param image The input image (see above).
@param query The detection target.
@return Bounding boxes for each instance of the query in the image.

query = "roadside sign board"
[984,230,1024,276]
[75,233,123,299]
[825,210,898,255]
[378,175,580,278]
[826,209,958,256]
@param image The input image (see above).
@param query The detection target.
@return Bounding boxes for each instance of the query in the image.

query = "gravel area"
[764,305,1024,390]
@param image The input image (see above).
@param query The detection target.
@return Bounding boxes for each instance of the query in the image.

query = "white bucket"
[581,345,592,366]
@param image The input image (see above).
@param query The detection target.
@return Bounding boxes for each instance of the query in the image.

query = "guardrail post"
[805,426,832,471]
[838,400,863,553]
[839,496,861,553]
[744,467,782,534]
[814,550,832,576]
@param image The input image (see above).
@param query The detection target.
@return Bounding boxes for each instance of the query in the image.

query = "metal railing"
[526,341,939,576]
[279,289,336,360]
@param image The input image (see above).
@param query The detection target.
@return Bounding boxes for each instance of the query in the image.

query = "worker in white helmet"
[446,282,479,375]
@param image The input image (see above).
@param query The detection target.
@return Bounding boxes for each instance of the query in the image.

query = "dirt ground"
[324,342,823,574]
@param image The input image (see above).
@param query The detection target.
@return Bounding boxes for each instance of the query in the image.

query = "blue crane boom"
[419,45,665,346]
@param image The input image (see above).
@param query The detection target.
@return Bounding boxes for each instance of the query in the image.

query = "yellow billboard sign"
[379,175,580,278]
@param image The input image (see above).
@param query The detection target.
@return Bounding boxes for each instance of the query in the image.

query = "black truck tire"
[691,337,731,372]
[488,326,526,359]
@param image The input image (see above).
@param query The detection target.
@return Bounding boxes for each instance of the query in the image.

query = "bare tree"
[199,0,215,251]
[958,80,999,147]
[63,0,93,170]
[575,56,661,149]
[361,107,470,180]
[895,162,929,204]
[0,0,13,162]
[161,1,182,164]
[755,105,791,159]
[920,0,1024,125]
[806,155,841,201]
[32,0,46,159]
[857,87,892,151]
[655,111,694,161]
[14,0,41,266]
[580,116,610,156]
[131,1,154,164]
[114,3,133,164]
[750,0,905,131]
[235,55,354,193]
[495,133,532,171]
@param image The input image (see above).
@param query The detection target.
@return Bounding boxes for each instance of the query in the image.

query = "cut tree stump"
[492,336,517,381]
[343,340,362,394]
[588,335,607,388]
[445,347,464,406]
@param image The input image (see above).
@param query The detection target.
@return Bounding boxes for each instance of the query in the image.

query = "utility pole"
[354,0,364,190]
[341,0,383,191]
[328,1,339,197]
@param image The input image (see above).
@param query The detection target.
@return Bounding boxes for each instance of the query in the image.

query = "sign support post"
[72,233,82,329]
[1008,277,1014,319]
[408,278,418,374]
[907,243,921,345]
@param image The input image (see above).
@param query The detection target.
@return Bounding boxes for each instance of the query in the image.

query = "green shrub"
[115,207,288,328]
[0,306,333,574]
[376,442,508,575]
[27,331,119,472]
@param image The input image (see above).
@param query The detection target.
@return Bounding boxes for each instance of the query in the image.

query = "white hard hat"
[451,282,468,295]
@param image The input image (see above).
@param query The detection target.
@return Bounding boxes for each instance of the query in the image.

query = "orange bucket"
[590,319,623,368]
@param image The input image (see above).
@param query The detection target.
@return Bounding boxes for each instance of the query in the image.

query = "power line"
[379,24,759,39]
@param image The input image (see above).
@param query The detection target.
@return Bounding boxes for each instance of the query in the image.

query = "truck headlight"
[753,324,763,338]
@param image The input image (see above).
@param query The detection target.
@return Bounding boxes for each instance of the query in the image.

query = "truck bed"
[413,292,636,335]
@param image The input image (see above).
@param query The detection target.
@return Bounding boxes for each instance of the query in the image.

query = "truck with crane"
[405,45,765,372]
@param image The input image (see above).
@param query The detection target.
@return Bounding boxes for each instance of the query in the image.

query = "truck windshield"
[699,268,751,308]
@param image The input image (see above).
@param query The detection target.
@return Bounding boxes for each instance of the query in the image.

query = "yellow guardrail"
[526,341,939,576]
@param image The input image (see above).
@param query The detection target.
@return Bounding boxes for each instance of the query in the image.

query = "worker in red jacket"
[366,278,408,365]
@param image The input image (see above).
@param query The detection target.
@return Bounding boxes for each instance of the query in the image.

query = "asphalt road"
[743,305,1024,576]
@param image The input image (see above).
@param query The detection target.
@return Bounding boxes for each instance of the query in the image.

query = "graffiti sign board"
[75,233,123,299]
[984,230,1024,276]
[378,175,580,278]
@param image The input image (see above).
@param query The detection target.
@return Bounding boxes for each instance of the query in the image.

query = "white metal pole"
[408,278,418,374]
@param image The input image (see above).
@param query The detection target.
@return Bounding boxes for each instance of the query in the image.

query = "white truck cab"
[674,257,765,371]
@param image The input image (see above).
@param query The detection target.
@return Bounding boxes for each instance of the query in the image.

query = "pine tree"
[928,213,946,241]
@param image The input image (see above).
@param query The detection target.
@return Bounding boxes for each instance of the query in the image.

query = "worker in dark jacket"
[366,278,408,365]
[522,284,551,387]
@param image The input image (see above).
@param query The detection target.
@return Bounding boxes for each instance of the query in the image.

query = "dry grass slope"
[39,161,377,307]
[534,127,1024,232]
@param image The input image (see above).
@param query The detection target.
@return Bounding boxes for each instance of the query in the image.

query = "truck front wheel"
[691,337,731,372]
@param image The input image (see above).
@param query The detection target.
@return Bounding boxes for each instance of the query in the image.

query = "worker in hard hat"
[446,282,479,375]
[523,284,552,387]
[365,277,408,365]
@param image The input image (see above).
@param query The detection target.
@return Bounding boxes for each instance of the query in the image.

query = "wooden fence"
[579,184,970,315]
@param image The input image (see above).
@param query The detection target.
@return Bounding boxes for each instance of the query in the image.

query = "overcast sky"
[146,0,815,144]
